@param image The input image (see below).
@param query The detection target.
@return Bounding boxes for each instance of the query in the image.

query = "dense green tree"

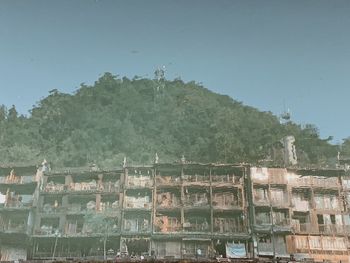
[7,105,18,122]
[0,73,339,167]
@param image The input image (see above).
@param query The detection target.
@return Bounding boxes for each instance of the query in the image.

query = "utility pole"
[52,230,60,260]
[269,203,276,261]
[244,166,258,258]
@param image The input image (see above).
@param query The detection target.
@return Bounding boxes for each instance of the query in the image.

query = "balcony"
[211,174,242,186]
[156,193,181,209]
[43,183,65,193]
[318,224,347,235]
[255,214,272,232]
[1,195,34,210]
[291,223,315,234]
[292,200,310,212]
[183,195,209,209]
[40,204,65,214]
[99,181,120,192]
[69,181,98,192]
[0,175,34,184]
[290,177,340,189]
[126,176,153,188]
[154,216,181,233]
[182,174,210,185]
[273,219,292,232]
[99,201,119,212]
[258,241,288,256]
[312,177,339,189]
[270,197,289,208]
[289,177,312,188]
[251,171,268,184]
[35,226,60,236]
[156,175,181,186]
[183,221,210,233]
[313,197,342,212]
[124,196,152,209]
[0,223,27,233]
[123,218,151,234]
[258,242,274,255]
[213,218,246,234]
[253,198,269,207]
[212,200,242,210]
[269,176,287,185]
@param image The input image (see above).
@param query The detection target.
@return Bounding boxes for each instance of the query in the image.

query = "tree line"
[0,73,345,168]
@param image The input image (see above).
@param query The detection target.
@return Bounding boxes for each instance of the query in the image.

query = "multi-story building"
[2,162,350,262]
[0,165,39,261]
[32,168,123,259]
[32,163,249,260]
[250,167,349,262]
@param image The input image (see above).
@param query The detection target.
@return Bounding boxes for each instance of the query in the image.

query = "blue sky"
[0,0,349,143]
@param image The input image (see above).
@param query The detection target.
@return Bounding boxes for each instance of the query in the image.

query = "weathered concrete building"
[1,163,350,262]
[250,167,349,262]
[0,166,38,261]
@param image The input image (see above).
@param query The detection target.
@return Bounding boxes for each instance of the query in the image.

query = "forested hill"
[0,73,339,168]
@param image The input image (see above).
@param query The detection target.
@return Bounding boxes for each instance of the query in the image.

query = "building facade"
[0,163,349,262]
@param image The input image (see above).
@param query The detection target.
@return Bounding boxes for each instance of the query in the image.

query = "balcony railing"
[291,223,314,233]
[123,219,151,233]
[253,198,269,206]
[99,181,120,192]
[273,219,291,232]
[318,224,347,235]
[270,197,289,207]
[0,175,34,184]
[183,198,209,208]
[258,243,274,254]
[291,200,310,211]
[289,177,339,188]
[154,218,181,233]
[212,200,242,210]
[269,177,287,185]
[251,175,268,184]
[183,222,210,232]
[40,205,65,214]
[182,174,210,184]
[69,182,98,192]
[43,183,65,192]
[213,223,246,234]
[126,177,153,188]
[312,177,339,188]
[1,202,32,209]
[124,199,152,209]
[156,175,181,185]
[211,175,242,185]
[289,177,312,187]
[0,224,27,233]
[35,226,59,236]
[157,198,181,209]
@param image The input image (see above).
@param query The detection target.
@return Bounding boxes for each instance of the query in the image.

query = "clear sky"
[0,0,349,143]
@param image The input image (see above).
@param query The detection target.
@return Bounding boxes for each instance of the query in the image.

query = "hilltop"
[0,73,339,168]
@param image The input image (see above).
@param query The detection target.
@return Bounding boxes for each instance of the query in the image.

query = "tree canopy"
[0,73,340,168]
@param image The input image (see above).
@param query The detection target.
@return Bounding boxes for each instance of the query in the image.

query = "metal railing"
[182,174,210,183]
[0,175,34,184]
[318,224,347,235]
[0,224,27,233]
[212,200,243,209]
[156,175,181,185]
[291,200,310,211]
[126,177,153,188]
[270,197,289,207]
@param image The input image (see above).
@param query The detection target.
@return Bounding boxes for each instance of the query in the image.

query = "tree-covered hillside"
[0,73,338,168]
